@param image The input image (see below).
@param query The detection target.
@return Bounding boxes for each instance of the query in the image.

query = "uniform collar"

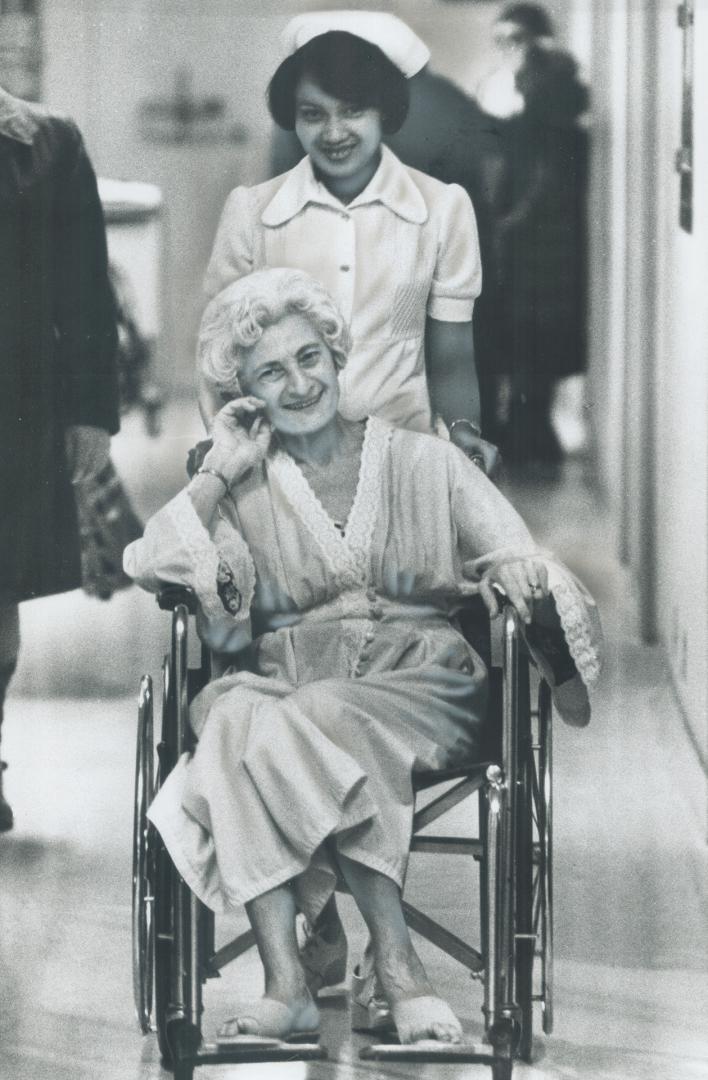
[0,87,39,145]
[261,145,428,226]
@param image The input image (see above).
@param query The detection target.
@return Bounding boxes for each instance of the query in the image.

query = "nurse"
[201,11,488,464]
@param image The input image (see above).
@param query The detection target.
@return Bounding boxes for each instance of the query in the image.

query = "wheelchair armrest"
[157,585,199,614]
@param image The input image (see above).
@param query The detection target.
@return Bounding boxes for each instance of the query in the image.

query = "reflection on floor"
[1,402,707,1080]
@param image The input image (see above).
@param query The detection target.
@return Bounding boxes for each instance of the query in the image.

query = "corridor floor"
[1,406,706,1080]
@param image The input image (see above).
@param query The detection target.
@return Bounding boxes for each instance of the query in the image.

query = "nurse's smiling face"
[238,312,340,437]
[294,76,383,201]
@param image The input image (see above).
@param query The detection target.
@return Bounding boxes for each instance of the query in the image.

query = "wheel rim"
[535,681,554,1034]
[514,658,534,1062]
[132,674,156,1033]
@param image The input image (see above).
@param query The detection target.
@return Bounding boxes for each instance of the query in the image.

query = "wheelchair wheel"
[132,675,156,1034]
[515,677,553,1061]
[513,660,534,1062]
[536,682,553,1034]
[154,611,205,1073]
[153,792,173,1064]
[153,651,177,1065]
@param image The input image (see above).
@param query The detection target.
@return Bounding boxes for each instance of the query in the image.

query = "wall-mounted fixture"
[138,66,248,145]
[675,0,695,233]
[0,0,42,100]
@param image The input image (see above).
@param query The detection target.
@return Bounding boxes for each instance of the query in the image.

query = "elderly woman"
[124,269,600,1046]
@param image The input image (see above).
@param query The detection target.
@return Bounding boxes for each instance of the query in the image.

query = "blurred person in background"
[0,86,119,830]
[474,2,589,467]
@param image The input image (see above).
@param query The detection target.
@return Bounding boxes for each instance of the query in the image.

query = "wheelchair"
[132,586,554,1080]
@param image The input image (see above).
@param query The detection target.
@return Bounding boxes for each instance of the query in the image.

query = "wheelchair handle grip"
[157,584,198,614]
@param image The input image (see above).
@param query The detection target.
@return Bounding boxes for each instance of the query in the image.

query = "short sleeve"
[123,489,256,650]
[427,184,482,323]
[203,186,255,300]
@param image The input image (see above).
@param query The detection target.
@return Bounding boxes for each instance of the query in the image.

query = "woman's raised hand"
[473,556,549,623]
[206,396,272,484]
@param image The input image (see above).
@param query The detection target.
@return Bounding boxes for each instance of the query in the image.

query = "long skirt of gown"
[148,612,487,922]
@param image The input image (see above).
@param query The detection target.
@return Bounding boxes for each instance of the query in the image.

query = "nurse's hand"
[467,557,549,624]
[205,397,272,485]
[449,425,501,478]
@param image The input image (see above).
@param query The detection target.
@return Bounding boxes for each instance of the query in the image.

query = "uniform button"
[364,632,375,644]
[340,264,350,272]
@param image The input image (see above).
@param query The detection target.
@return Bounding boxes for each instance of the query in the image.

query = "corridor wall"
[578,0,708,772]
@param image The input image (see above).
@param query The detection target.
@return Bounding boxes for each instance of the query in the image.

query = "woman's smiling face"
[294,75,383,197]
[238,312,340,437]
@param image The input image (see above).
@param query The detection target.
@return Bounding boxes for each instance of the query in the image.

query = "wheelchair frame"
[132,589,553,1079]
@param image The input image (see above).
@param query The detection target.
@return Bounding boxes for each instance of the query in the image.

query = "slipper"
[217,997,320,1047]
[391,995,462,1045]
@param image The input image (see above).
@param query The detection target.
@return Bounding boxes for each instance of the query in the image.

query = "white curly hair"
[198,268,351,396]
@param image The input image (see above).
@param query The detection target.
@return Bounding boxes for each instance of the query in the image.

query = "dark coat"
[0,91,119,603]
[476,48,589,382]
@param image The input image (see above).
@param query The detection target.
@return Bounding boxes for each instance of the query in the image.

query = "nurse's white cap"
[280,11,430,78]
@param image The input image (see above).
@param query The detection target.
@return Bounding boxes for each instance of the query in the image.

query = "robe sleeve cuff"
[462,549,603,687]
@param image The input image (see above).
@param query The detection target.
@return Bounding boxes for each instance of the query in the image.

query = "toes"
[430,1021,462,1043]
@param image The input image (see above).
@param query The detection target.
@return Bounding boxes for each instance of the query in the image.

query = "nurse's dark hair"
[268,31,410,134]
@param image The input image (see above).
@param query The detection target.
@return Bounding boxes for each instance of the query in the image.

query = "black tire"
[153,819,174,1064]
[516,676,555,1061]
[537,682,554,1035]
[132,675,155,1034]
[154,653,176,1064]
[513,662,534,1062]
[154,624,204,1069]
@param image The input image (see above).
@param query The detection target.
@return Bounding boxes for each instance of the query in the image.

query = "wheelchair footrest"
[360,1040,497,1064]
[198,1042,327,1063]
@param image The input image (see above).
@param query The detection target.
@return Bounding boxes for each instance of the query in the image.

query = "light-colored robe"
[124,419,599,919]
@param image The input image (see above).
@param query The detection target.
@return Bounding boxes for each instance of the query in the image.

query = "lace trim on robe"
[269,418,392,675]
[464,547,602,687]
[270,417,391,591]
[345,417,392,583]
